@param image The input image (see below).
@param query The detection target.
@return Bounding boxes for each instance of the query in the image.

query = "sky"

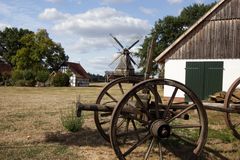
[0,0,217,75]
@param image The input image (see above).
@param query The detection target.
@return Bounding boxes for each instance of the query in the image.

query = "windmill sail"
[107,34,140,78]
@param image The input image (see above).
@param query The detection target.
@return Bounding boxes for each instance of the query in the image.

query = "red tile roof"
[64,62,90,79]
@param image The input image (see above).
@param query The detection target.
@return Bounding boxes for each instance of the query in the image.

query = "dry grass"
[0,85,239,160]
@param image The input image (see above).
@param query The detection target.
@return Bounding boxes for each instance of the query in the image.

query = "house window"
[60,66,68,73]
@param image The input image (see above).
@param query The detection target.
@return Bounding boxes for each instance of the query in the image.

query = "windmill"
[109,34,139,78]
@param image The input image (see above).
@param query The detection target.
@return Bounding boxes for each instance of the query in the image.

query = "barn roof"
[155,0,227,63]
[64,62,90,79]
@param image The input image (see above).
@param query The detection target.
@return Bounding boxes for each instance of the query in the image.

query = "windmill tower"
[108,34,139,79]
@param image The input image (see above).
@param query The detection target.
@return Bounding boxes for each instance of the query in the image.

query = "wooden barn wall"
[170,0,240,60]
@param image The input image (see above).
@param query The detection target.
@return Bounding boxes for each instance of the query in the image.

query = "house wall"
[164,59,240,97]
[78,79,89,87]
[59,64,89,87]
[70,74,76,87]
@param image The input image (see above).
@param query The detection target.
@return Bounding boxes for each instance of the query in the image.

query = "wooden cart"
[75,37,240,159]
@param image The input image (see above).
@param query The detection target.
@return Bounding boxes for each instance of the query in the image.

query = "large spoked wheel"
[224,77,240,139]
[94,76,142,142]
[110,79,208,160]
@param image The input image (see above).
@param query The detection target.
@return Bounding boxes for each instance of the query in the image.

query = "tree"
[12,29,68,72]
[0,27,33,66]
[1,27,69,86]
[135,2,216,75]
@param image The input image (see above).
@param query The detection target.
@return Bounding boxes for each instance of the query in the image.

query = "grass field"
[0,85,239,160]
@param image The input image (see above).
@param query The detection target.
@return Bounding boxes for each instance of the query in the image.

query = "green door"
[185,61,223,100]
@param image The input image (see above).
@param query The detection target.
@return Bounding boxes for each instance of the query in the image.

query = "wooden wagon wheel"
[110,79,208,160]
[94,76,142,142]
[224,77,240,139]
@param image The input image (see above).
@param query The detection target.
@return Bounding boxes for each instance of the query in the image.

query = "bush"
[51,72,69,87]
[60,106,84,132]
[12,69,36,86]
[15,79,35,86]
[36,70,49,83]
[12,70,24,82]
[22,69,35,81]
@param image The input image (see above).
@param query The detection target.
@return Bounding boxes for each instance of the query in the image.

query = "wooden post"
[145,34,156,80]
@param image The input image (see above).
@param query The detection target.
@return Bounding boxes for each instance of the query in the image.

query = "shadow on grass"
[45,128,232,160]
[44,127,109,147]
[160,136,230,160]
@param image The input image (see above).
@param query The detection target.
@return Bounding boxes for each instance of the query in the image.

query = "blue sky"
[0,0,217,75]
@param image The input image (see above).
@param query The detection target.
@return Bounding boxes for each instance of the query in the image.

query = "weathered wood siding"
[170,0,240,60]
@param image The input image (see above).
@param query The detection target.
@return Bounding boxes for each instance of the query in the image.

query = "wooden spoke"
[117,119,127,129]
[131,119,140,140]
[118,83,124,95]
[233,122,240,128]
[121,113,149,125]
[147,84,162,118]
[159,141,163,160]
[163,87,178,119]
[148,84,162,103]
[123,119,130,143]
[123,134,152,157]
[167,104,196,123]
[106,92,118,102]
[133,93,151,119]
[144,137,155,160]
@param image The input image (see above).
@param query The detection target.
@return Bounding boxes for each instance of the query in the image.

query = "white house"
[155,0,240,100]
[59,62,90,87]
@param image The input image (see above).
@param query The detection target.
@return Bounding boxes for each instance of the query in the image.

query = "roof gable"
[63,62,90,79]
[155,0,240,63]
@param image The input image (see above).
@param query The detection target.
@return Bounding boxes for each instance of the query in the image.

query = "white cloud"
[52,7,149,36]
[139,7,158,15]
[89,56,111,66]
[100,0,133,4]
[39,8,68,20]
[39,7,150,53]
[69,37,111,53]
[167,0,182,4]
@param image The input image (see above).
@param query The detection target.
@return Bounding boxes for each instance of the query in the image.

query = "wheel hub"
[150,120,171,139]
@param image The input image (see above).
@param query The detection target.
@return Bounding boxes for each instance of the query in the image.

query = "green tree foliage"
[0,27,33,66]
[51,72,70,87]
[1,28,69,86]
[135,2,216,74]
[13,29,68,72]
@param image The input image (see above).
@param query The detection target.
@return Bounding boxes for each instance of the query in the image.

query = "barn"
[155,0,240,100]
[59,61,90,87]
